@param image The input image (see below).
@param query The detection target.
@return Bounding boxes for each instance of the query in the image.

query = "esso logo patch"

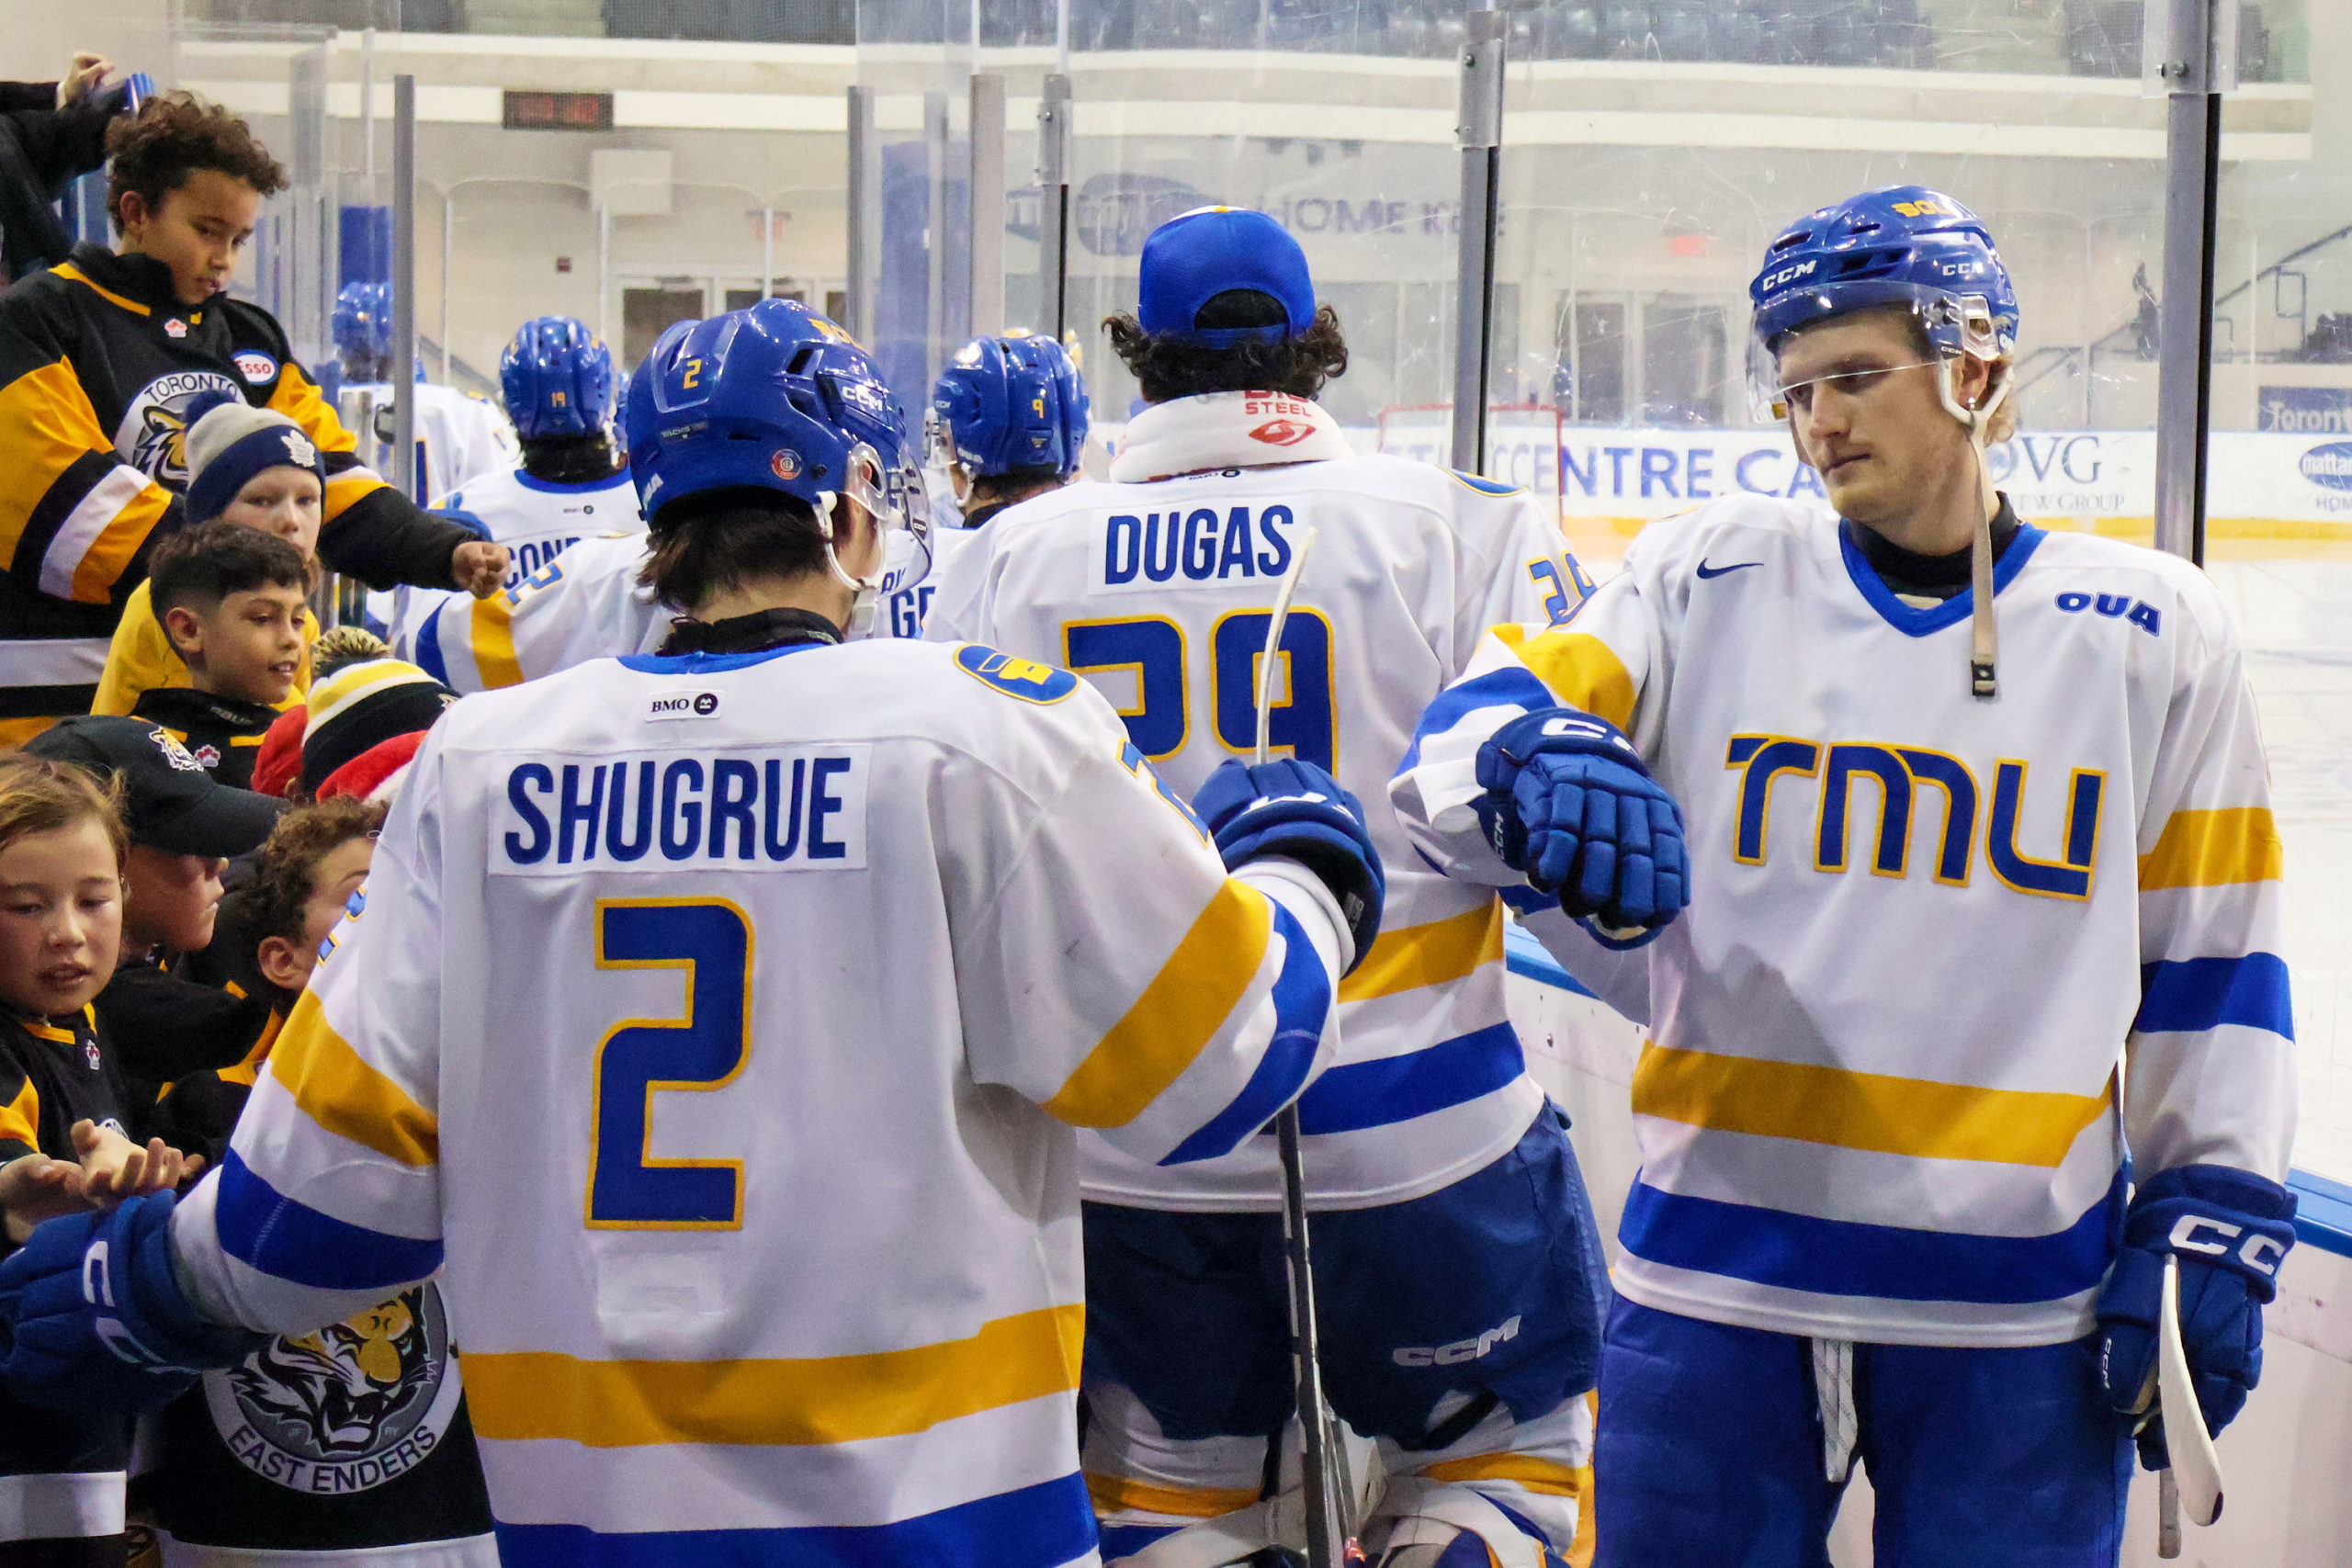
[771,449,802,480]
[1250,418,1314,447]
[233,350,278,385]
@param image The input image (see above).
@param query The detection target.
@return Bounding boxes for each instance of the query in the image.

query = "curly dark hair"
[639,489,828,611]
[1105,302,1350,403]
[105,93,288,232]
[245,795,386,949]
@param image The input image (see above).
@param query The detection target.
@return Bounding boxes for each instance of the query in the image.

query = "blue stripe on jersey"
[1099,1524,1182,1560]
[1395,666,1555,773]
[215,1149,445,1292]
[413,602,451,686]
[1839,521,2048,637]
[616,644,828,675]
[1295,1020,1524,1136]
[2135,953,2294,1040]
[1161,903,1329,1166]
[1620,1170,2123,1305]
[491,1473,1095,1568]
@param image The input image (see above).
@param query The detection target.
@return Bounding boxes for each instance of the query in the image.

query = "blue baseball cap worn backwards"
[1137,207,1317,347]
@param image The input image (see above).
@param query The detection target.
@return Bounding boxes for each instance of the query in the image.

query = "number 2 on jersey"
[1065,610,1335,769]
[586,898,752,1230]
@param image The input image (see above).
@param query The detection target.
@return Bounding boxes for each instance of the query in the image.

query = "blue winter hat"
[182,390,328,526]
[1137,207,1316,346]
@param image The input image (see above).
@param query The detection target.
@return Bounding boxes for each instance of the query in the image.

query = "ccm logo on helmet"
[1759,260,1818,293]
[1393,1314,1521,1368]
[2168,1214,2289,1277]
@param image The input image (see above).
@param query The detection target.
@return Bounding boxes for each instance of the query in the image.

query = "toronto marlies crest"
[203,1281,462,1493]
[113,369,243,489]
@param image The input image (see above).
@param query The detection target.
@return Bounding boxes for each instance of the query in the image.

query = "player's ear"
[255,934,311,992]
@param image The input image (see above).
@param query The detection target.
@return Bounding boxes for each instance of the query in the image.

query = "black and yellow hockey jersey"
[0,243,481,744]
[0,1005,135,1543]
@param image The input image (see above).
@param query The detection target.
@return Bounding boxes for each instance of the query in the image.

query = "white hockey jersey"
[413,529,930,692]
[927,395,1585,1211]
[169,636,1351,1562]
[335,381,517,507]
[390,467,645,664]
[1392,493,2297,1347]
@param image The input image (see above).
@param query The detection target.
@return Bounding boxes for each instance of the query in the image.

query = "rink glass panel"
[2207,77,2352,1186]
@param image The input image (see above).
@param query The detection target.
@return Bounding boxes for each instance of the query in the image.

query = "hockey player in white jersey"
[329,283,516,506]
[1391,186,2298,1565]
[882,331,1090,639]
[408,316,929,691]
[0,295,1391,1566]
[394,316,645,668]
[927,207,1611,1566]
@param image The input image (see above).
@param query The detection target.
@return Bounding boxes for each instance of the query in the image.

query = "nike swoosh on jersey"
[1695,559,1762,580]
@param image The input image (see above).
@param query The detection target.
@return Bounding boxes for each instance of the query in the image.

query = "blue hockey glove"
[1474,708,1690,931]
[1191,758,1385,973]
[0,1192,264,1413]
[2096,1164,2296,1470]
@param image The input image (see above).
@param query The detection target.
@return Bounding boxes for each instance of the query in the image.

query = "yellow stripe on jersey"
[1495,625,1636,732]
[0,1074,38,1151]
[1339,897,1501,1005]
[51,263,150,317]
[69,485,172,605]
[463,1302,1084,1448]
[322,469,390,523]
[469,593,524,689]
[2139,807,2282,890]
[264,363,360,454]
[1420,1451,1586,1498]
[1631,1043,2109,1168]
[0,359,141,564]
[220,1009,286,1090]
[266,991,439,1168]
[1083,1473,1263,1517]
[1043,881,1270,1129]
[0,718,56,749]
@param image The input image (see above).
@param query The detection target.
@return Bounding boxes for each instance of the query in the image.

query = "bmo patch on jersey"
[646,691,720,721]
[956,644,1078,703]
[497,744,871,872]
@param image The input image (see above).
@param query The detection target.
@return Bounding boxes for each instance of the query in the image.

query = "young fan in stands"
[20,716,282,1108]
[94,393,326,720]
[137,795,501,1567]
[245,627,388,799]
[0,751,202,1568]
[126,524,310,788]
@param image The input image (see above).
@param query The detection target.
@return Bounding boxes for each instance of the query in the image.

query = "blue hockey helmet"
[331,282,391,365]
[501,316,615,440]
[929,332,1090,480]
[1748,186,2017,414]
[624,299,930,626]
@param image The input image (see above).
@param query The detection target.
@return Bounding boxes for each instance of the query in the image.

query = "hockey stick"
[2158,1254,2225,1528]
[1255,528,1351,1568]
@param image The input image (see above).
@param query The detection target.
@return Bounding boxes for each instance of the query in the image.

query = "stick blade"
[2159,1254,2226,1527]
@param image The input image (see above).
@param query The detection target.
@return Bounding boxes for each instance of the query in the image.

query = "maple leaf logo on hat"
[282,430,317,468]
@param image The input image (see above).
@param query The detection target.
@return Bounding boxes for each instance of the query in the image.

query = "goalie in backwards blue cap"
[1389,185,2300,1566]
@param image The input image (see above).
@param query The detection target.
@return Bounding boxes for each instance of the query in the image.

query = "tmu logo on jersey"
[1724,733,2104,900]
[1092,503,1298,594]
[497,744,870,874]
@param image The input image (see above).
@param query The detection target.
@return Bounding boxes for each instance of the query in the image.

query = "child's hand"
[0,1151,92,1243]
[451,540,510,598]
[71,1121,204,1203]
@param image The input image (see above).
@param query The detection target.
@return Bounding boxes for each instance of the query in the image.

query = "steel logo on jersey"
[115,369,243,488]
[203,1282,462,1493]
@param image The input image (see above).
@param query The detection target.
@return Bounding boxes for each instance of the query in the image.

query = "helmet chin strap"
[814,490,886,637]
[1937,355,2013,700]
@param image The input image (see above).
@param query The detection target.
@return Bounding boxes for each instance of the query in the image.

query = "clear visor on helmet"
[1749,295,2005,423]
[843,439,934,592]
[922,406,956,473]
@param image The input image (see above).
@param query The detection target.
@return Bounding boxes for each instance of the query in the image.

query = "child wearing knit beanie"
[94,391,325,719]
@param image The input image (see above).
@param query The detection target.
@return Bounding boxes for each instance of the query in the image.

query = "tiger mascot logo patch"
[203,1281,463,1492]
